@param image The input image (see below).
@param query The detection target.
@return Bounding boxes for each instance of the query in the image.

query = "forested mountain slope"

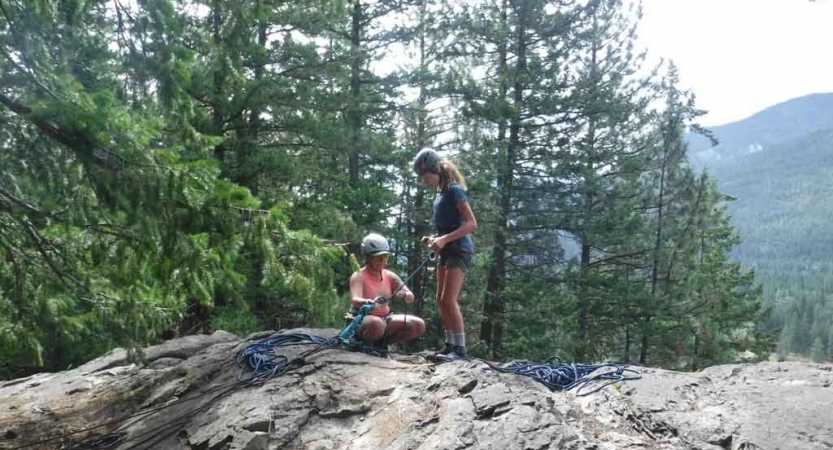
[689,93,833,359]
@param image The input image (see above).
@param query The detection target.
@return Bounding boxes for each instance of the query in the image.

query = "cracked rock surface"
[1,329,831,450]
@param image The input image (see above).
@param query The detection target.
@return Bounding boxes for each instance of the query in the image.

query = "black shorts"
[439,249,472,272]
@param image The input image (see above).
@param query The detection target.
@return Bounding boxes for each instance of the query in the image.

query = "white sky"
[637,0,833,126]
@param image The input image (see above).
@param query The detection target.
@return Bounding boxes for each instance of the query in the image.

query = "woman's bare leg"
[440,266,466,333]
[385,315,426,344]
[436,265,451,331]
[356,316,386,343]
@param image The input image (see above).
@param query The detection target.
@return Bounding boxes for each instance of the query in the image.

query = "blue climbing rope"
[479,357,640,396]
[236,330,394,383]
[236,333,338,382]
[237,303,387,383]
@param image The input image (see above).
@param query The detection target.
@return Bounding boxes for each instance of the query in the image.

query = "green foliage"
[209,306,262,337]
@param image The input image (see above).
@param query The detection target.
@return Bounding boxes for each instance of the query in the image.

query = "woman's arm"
[349,272,372,308]
[390,272,415,304]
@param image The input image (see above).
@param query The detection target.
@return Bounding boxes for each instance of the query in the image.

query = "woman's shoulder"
[444,181,467,192]
[445,182,468,201]
[350,268,366,281]
[381,268,397,278]
[382,269,401,282]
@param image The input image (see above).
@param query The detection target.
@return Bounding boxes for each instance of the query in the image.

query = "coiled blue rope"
[480,357,640,396]
[236,331,391,383]
[236,333,338,382]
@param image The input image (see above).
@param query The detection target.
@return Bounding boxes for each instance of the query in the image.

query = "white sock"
[452,332,466,348]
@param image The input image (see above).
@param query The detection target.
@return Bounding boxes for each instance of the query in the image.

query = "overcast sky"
[637,0,833,126]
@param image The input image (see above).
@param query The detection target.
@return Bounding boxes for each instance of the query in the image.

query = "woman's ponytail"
[439,161,467,190]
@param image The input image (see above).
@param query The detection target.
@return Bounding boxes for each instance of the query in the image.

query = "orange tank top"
[360,267,398,316]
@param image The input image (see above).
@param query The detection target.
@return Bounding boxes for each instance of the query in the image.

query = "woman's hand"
[421,235,447,252]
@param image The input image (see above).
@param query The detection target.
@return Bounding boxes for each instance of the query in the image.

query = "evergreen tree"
[777,314,798,358]
[554,0,656,361]
[453,0,583,359]
[810,337,826,363]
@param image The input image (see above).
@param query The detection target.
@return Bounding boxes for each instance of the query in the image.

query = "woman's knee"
[411,318,426,336]
[439,293,460,312]
[359,316,386,340]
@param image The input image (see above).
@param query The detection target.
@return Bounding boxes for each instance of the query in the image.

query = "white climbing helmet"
[361,233,392,257]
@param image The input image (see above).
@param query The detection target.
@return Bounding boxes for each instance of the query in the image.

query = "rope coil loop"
[479,358,640,396]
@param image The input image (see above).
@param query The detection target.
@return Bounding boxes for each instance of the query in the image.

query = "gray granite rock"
[1,329,830,450]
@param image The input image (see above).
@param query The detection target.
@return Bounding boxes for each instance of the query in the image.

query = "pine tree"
[630,64,762,367]
[778,314,798,358]
[810,337,826,363]
[554,0,656,361]
[453,0,583,359]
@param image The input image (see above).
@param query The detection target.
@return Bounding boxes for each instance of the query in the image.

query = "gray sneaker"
[434,345,467,362]
[437,342,454,355]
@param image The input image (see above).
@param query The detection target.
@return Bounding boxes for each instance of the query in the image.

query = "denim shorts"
[439,250,472,272]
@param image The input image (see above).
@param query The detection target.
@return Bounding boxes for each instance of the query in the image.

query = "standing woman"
[413,149,477,360]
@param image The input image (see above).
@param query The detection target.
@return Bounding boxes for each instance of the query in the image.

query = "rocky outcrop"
[0,330,831,450]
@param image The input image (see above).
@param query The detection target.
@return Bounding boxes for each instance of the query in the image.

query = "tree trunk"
[211,0,225,159]
[641,120,671,365]
[624,325,631,363]
[576,14,600,362]
[408,11,429,303]
[348,0,362,189]
[577,241,592,360]
[239,10,267,196]
[480,0,511,358]
[692,332,699,371]
[490,1,525,360]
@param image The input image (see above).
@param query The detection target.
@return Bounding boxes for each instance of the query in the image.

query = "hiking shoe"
[437,342,454,355]
[433,345,467,362]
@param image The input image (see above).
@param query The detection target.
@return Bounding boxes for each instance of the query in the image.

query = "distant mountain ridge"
[687,92,833,269]
[689,92,833,167]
